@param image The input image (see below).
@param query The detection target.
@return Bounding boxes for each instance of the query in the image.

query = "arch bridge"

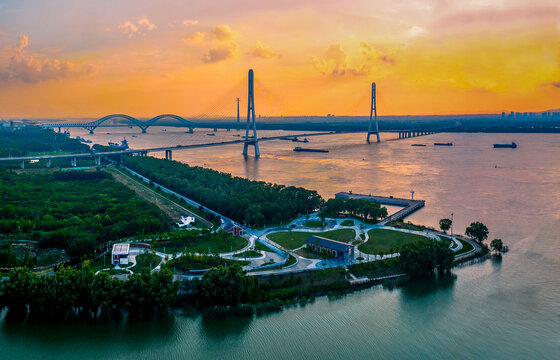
[43,114,199,134]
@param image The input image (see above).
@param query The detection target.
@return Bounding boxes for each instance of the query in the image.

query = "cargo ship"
[108,138,129,150]
[293,147,329,153]
[434,142,453,146]
[493,142,517,148]
[411,144,426,147]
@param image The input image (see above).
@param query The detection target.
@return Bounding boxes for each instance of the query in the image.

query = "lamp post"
[451,212,454,237]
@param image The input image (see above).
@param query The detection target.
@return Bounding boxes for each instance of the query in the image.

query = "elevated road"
[0,131,342,163]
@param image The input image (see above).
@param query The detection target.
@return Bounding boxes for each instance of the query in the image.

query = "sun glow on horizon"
[0,0,559,118]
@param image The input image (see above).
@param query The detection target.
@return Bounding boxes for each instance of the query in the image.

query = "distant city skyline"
[0,0,559,117]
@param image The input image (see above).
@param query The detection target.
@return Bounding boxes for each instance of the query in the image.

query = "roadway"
[0,131,343,163]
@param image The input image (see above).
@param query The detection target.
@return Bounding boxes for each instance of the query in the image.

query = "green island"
[0,126,500,320]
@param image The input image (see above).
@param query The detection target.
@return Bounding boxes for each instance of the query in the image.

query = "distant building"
[177,215,195,228]
[111,243,130,266]
[306,235,355,260]
[224,222,244,236]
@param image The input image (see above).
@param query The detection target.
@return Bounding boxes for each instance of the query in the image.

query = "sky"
[0,0,559,118]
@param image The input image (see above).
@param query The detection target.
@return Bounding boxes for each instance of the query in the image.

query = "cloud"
[15,34,28,52]
[0,35,96,83]
[118,21,138,38]
[406,25,429,38]
[541,81,560,89]
[138,16,157,31]
[183,19,199,26]
[202,43,238,63]
[184,31,205,44]
[311,42,396,77]
[212,24,234,41]
[118,16,157,38]
[249,41,280,59]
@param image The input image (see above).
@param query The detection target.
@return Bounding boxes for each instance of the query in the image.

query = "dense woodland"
[399,238,455,278]
[0,266,178,320]
[0,170,169,259]
[0,127,90,157]
[123,156,323,227]
[320,197,388,222]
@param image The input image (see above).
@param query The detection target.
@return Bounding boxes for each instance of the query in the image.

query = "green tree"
[465,222,489,243]
[198,265,254,306]
[490,238,504,254]
[439,218,452,233]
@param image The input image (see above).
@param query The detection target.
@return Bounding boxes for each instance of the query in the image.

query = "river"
[1,129,559,359]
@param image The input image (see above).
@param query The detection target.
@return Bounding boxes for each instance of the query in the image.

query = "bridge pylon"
[366,82,380,143]
[243,69,260,157]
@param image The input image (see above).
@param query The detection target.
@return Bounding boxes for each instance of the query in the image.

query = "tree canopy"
[439,218,452,233]
[123,156,323,227]
[399,238,455,278]
[0,266,178,320]
[198,265,254,306]
[0,170,169,259]
[321,197,388,222]
[465,222,489,243]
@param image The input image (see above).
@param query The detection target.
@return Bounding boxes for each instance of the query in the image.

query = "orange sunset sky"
[0,0,559,118]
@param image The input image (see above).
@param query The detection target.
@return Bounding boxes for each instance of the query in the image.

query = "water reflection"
[243,156,259,180]
[400,272,457,299]
[0,315,177,347]
[200,314,253,340]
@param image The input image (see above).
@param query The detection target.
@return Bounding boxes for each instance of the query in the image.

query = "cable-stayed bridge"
[4,69,438,168]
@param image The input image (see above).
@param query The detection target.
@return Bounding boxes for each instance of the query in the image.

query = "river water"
[2,129,559,359]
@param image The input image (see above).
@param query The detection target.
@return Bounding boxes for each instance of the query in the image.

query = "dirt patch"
[105,166,211,227]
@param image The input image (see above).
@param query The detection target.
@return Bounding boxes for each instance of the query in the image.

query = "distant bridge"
[42,114,232,134]
[25,69,441,165]
[0,131,345,169]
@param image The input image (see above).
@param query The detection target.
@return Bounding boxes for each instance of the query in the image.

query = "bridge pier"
[58,127,61,133]
[95,156,101,166]
[21,160,25,170]
[88,128,94,134]
[46,158,51,168]
[243,141,260,157]
[141,127,147,133]
[71,157,77,167]
[188,128,193,134]
[165,150,172,161]
[214,128,217,132]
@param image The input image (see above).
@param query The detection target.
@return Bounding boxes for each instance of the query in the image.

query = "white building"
[177,215,195,228]
[111,243,130,266]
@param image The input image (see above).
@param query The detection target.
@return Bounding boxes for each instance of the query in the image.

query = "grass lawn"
[87,253,115,272]
[359,229,429,254]
[340,220,354,226]
[268,229,356,249]
[131,252,162,273]
[281,255,297,268]
[348,259,404,278]
[304,220,324,228]
[164,255,249,273]
[454,238,475,255]
[294,247,324,259]
[154,235,247,255]
[233,250,261,258]
[254,241,270,252]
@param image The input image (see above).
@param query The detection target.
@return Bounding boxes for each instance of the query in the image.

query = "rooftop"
[306,235,355,252]
[112,243,130,255]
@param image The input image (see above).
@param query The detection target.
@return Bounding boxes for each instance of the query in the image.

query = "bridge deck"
[335,192,425,224]
[0,131,342,162]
